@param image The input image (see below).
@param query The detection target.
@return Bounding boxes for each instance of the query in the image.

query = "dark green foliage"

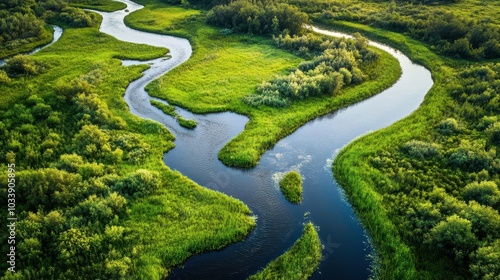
[58,7,97,27]
[402,140,440,159]
[279,171,302,204]
[3,55,45,77]
[359,62,500,277]
[206,0,309,36]
[0,0,93,58]
[462,181,500,207]
[470,239,500,280]
[112,169,162,198]
[437,118,459,135]
[425,214,477,262]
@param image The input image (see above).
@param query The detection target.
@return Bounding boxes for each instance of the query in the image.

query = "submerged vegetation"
[279,171,302,204]
[248,223,322,280]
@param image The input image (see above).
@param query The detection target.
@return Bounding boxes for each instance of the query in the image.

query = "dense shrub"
[112,169,162,198]
[462,181,500,208]
[206,0,309,36]
[58,7,97,27]
[426,214,477,261]
[245,32,375,107]
[402,140,440,159]
[437,118,460,135]
[306,1,500,59]
[4,54,44,76]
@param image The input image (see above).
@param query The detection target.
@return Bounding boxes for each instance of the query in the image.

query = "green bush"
[4,55,44,76]
[112,169,162,198]
[402,140,440,159]
[176,116,197,129]
[462,181,500,208]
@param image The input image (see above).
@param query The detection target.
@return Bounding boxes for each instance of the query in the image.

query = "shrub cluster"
[300,0,500,59]
[245,32,376,107]
[206,0,309,36]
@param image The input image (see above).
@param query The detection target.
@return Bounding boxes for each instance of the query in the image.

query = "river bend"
[90,1,433,279]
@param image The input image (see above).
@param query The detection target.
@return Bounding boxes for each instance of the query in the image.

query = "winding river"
[93,1,433,279]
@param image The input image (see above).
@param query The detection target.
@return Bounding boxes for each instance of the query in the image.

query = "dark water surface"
[92,1,433,279]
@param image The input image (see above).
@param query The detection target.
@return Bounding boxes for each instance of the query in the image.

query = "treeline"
[0,56,166,278]
[370,63,500,279]
[244,32,377,107]
[291,0,500,60]
[206,0,309,36]
[0,0,97,56]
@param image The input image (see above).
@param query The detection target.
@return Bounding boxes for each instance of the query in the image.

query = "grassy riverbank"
[248,223,322,280]
[69,0,127,12]
[124,1,402,168]
[0,13,254,279]
[325,17,500,280]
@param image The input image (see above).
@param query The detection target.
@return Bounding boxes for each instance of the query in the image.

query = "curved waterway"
[91,1,433,279]
[0,25,63,67]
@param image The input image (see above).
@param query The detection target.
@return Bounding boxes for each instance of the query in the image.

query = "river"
[91,1,434,279]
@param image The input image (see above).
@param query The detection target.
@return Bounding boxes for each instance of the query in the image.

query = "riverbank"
[326,19,499,278]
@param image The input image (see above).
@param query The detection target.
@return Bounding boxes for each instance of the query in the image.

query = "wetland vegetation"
[3,0,498,279]
[248,223,321,280]
[279,171,302,204]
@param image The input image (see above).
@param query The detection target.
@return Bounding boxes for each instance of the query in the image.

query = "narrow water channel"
[91,1,433,279]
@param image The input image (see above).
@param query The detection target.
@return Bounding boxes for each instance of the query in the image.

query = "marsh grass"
[176,115,197,129]
[279,171,302,204]
[248,223,321,280]
[69,0,127,12]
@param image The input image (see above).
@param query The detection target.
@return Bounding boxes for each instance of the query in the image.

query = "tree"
[426,214,477,261]
[462,181,500,207]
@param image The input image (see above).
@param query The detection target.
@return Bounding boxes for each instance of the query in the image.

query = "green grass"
[69,0,127,12]
[0,12,255,279]
[125,1,402,168]
[248,223,322,280]
[150,99,176,117]
[279,171,302,204]
[176,115,197,129]
[0,25,54,59]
